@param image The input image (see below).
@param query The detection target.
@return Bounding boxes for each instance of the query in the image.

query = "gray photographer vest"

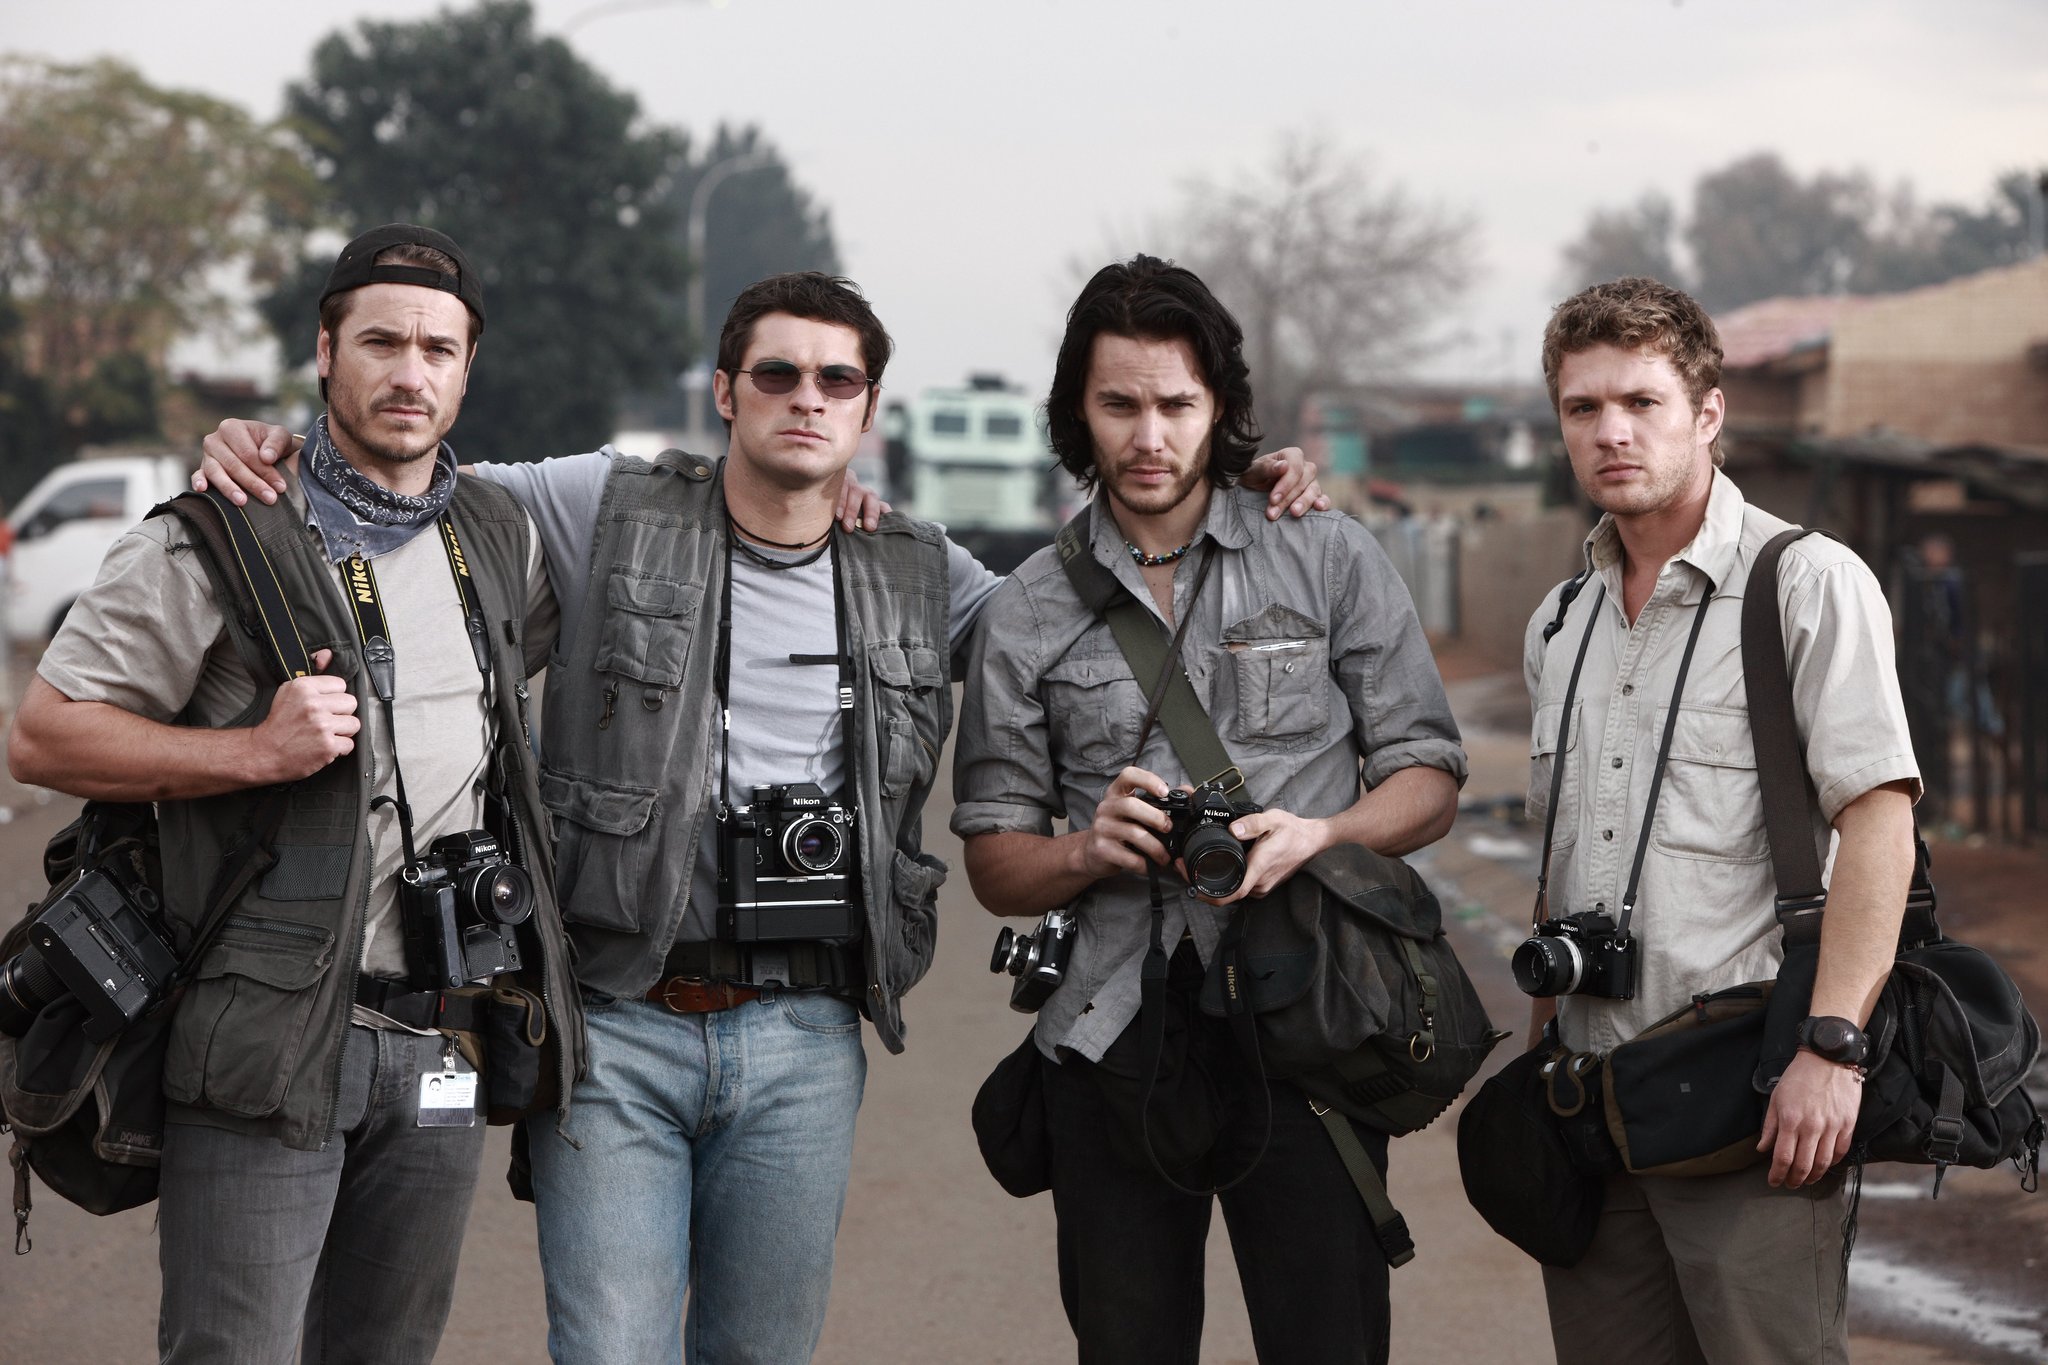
[538,452,952,1052]
[155,475,580,1151]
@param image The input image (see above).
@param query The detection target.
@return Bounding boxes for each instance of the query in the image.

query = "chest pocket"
[593,571,701,688]
[1040,655,1145,775]
[1529,699,1582,851]
[1649,704,1768,863]
[869,641,946,799]
[1223,604,1330,746]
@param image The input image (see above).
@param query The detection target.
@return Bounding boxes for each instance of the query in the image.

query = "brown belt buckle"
[652,976,758,1014]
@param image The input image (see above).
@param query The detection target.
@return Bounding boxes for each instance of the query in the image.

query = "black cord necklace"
[728,510,832,571]
[727,509,830,552]
[1127,537,1196,567]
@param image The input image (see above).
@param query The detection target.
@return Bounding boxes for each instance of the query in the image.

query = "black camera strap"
[712,511,857,824]
[338,514,491,869]
[1531,570,1718,941]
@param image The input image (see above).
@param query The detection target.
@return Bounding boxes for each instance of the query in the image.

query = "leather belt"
[645,977,762,1014]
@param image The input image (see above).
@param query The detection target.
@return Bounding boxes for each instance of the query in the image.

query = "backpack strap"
[1314,1101,1415,1267]
[150,489,314,684]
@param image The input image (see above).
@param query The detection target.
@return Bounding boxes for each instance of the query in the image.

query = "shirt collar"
[1085,481,1257,570]
[1581,468,1745,604]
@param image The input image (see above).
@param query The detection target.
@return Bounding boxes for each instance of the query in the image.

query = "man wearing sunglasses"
[199,269,1324,1362]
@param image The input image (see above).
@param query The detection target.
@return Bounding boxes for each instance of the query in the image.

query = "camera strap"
[1531,571,1718,940]
[711,515,856,823]
[338,514,491,868]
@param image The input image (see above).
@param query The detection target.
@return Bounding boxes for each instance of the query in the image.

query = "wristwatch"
[1796,1015,1871,1070]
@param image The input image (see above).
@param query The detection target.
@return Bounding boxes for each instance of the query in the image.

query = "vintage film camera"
[1135,781,1264,899]
[989,908,1077,1014]
[1511,910,1638,999]
[0,865,180,1042]
[717,782,859,942]
[400,830,533,991]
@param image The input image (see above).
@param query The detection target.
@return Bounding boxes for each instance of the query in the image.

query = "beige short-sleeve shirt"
[38,470,556,978]
[1521,472,1920,1054]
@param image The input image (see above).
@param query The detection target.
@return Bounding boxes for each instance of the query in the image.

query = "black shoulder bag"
[0,490,309,1252]
[1745,528,2042,1196]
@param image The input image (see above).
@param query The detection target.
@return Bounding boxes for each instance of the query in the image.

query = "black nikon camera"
[400,830,533,991]
[718,782,859,942]
[1135,782,1264,898]
[989,908,1076,1014]
[1511,910,1638,999]
[0,865,180,1042]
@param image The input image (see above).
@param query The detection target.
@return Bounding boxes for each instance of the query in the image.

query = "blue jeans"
[157,1026,487,1364]
[528,990,867,1364]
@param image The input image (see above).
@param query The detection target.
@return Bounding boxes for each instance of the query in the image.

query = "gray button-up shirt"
[953,485,1467,1061]
[1523,472,1921,1054]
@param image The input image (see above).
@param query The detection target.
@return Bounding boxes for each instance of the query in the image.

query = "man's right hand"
[252,648,360,781]
[1073,766,1176,880]
[197,419,299,505]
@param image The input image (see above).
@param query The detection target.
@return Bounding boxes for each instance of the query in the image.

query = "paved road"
[0,667,2033,1363]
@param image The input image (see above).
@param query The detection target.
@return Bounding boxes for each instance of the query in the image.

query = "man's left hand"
[1206,807,1331,905]
[1241,447,1331,520]
[836,472,891,531]
[1758,1049,1862,1188]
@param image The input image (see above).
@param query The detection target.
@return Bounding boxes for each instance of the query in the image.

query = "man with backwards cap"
[9,224,581,1362]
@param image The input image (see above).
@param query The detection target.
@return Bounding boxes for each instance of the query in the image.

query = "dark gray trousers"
[156,1026,487,1365]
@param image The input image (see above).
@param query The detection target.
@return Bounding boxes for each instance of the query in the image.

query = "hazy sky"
[10,0,2046,408]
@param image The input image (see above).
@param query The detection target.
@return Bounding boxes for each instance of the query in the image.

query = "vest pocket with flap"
[1222,605,1330,745]
[593,571,701,688]
[869,640,946,799]
[880,849,946,997]
[540,767,659,932]
[163,914,337,1118]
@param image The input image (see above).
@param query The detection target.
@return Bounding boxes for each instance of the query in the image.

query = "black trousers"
[1040,991,1393,1365]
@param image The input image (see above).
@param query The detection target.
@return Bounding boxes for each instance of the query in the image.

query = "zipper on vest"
[598,681,618,730]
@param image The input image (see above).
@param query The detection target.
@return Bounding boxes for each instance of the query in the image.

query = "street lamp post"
[683,151,772,446]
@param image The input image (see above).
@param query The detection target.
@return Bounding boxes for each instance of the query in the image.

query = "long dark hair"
[1045,255,1262,489]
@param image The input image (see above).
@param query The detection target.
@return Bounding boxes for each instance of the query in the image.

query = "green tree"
[1176,132,1476,447]
[264,0,690,462]
[1687,153,1872,310]
[0,56,312,450]
[672,124,841,358]
[0,293,63,503]
[1559,193,1684,293]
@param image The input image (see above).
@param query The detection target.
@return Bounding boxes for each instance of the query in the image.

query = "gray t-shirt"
[38,467,555,978]
[472,449,1003,944]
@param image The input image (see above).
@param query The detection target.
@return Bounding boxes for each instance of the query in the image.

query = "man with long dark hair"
[954,255,1465,1362]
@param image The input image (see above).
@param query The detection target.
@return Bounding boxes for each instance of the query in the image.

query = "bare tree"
[1172,132,1477,446]
[1559,192,1684,292]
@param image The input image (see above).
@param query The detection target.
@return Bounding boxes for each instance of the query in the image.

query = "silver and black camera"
[1135,781,1264,898]
[0,866,180,1042]
[1511,910,1638,999]
[989,908,1077,1014]
[400,829,532,991]
[717,782,859,942]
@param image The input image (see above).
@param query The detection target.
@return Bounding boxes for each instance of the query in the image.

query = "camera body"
[989,908,1077,1014]
[718,782,859,943]
[1134,782,1264,898]
[400,830,532,991]
[1511,910,1638,999]
[0,866,180,1042]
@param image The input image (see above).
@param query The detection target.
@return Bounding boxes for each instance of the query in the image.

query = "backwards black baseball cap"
[320,223,485,332]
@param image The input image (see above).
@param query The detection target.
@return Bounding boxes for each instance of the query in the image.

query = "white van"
[4,455,191,644]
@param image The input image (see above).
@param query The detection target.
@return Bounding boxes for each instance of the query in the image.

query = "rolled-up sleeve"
[1328,521,1467,790]
[1782,546,1922,822]
[950,577,1060,839]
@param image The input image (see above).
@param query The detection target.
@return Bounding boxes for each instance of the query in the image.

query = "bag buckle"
[1201,764,1246,796]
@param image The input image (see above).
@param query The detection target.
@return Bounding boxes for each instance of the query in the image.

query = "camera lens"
[1180,824,1248,897]
[989,926,1018,975]
[783,817,844,874]
[1511,934,1583,997]
[461,863,534,925]
[0,946,67,1038]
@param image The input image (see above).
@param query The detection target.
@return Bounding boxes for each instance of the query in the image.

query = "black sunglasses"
[733,362,875,401]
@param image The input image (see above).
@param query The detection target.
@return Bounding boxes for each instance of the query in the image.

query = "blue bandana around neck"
[300,414,458,563]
